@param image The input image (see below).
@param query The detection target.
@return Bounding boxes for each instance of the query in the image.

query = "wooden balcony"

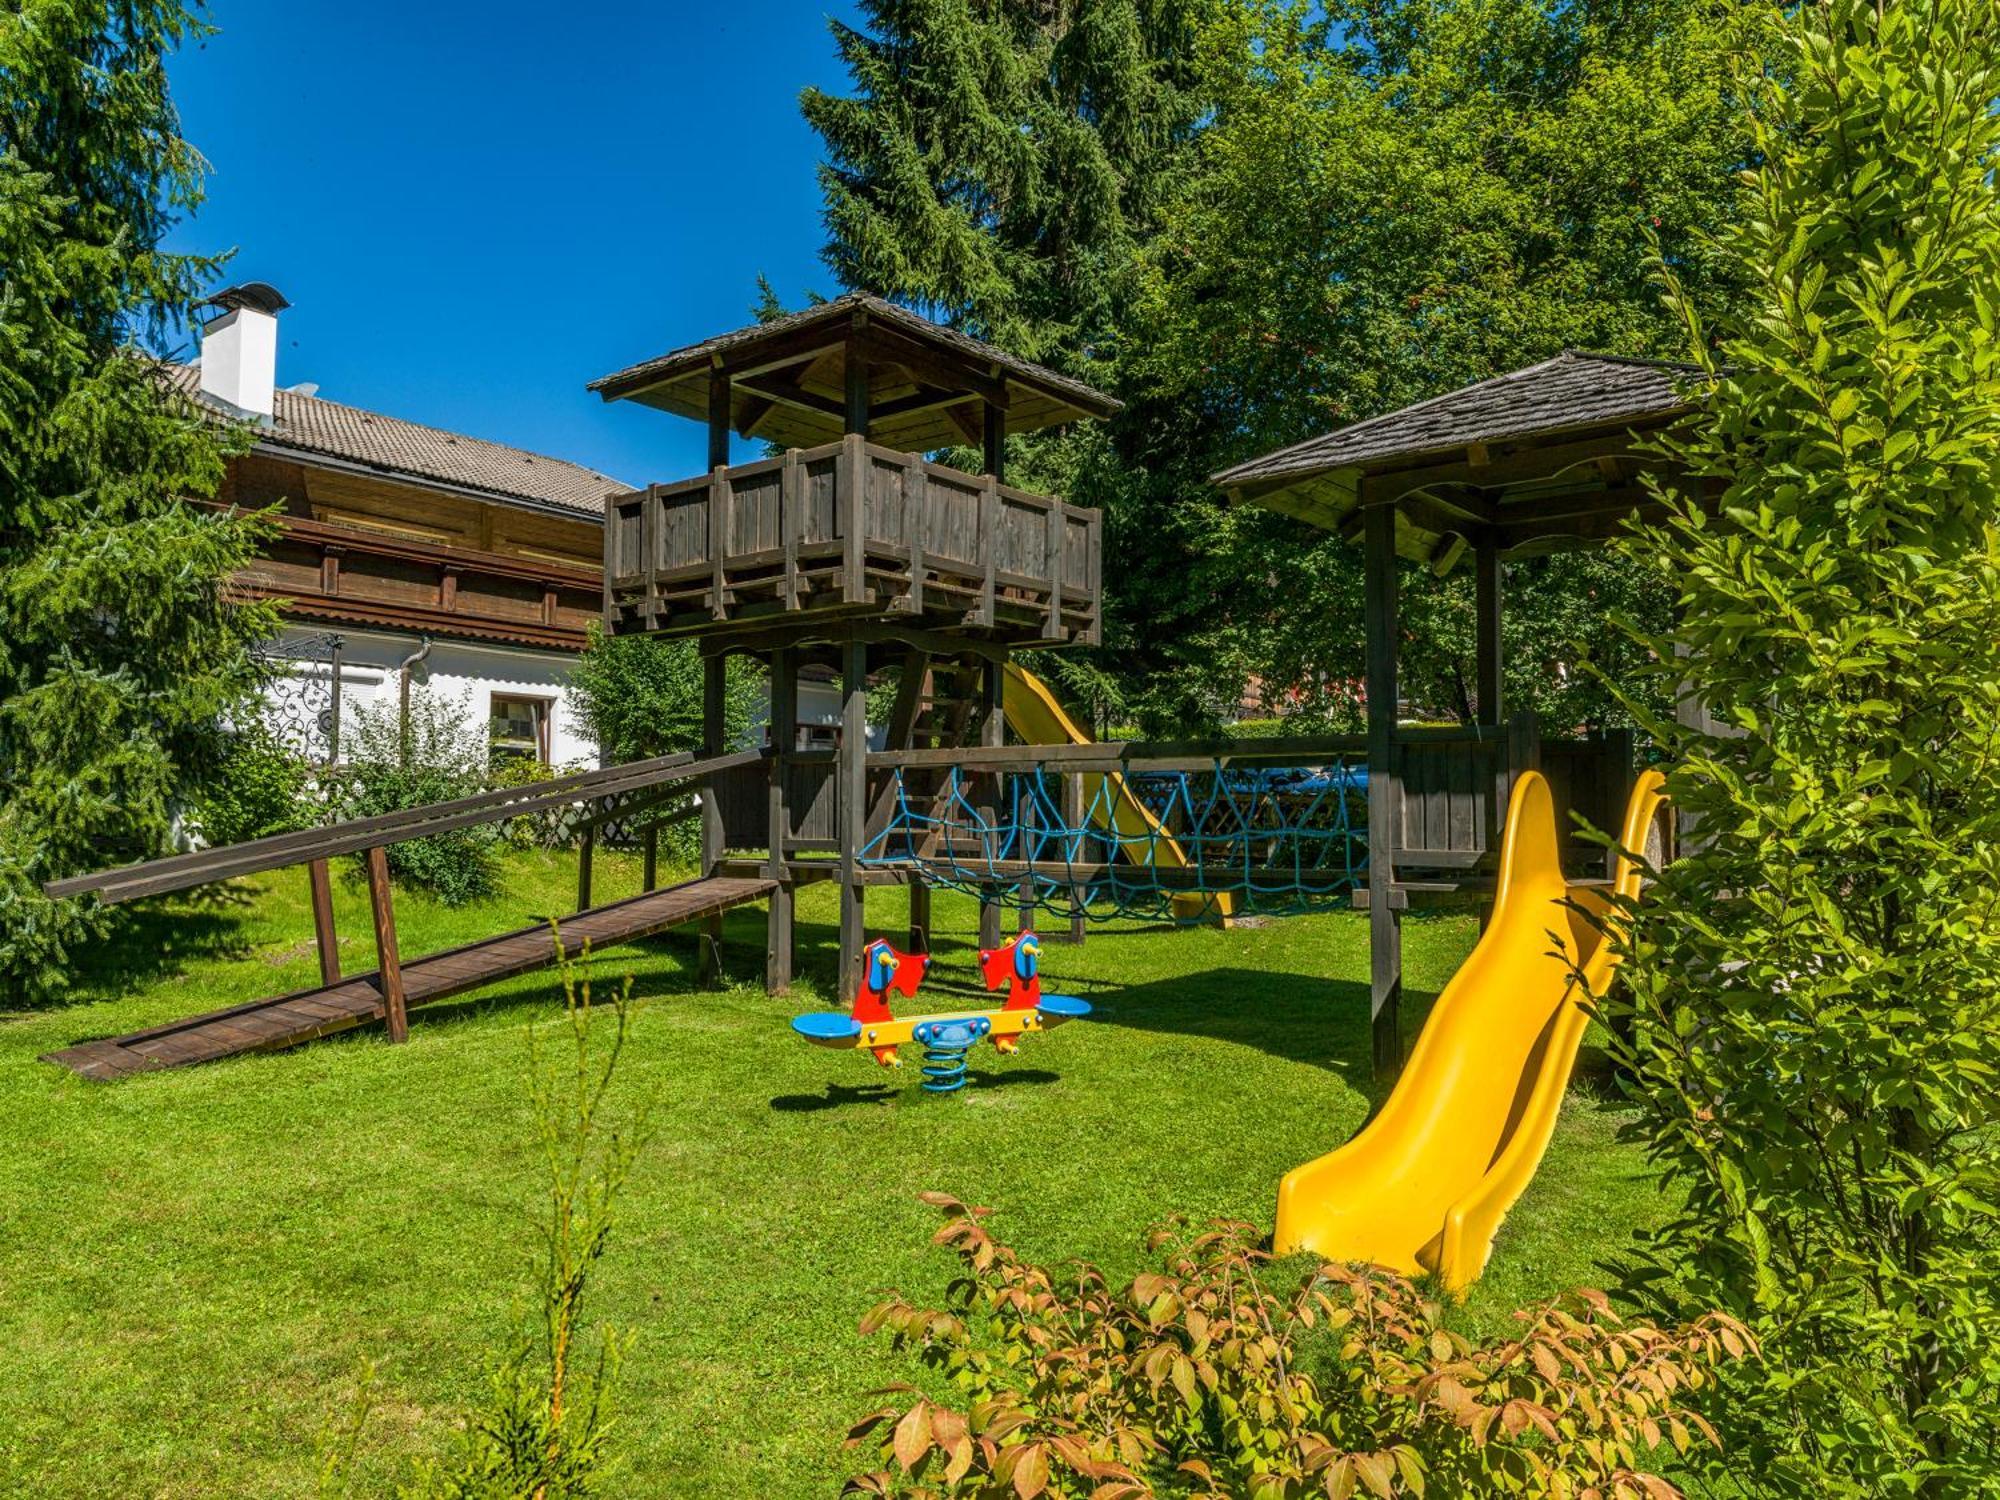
[238,515,602,650]
[603,434,1102,646]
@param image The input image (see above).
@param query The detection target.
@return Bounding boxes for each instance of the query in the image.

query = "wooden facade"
[239,514,602,651]
[603,435,1100,646]
[218,445,606,651]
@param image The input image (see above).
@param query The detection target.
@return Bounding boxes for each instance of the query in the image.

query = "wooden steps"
[43,875,776,1082]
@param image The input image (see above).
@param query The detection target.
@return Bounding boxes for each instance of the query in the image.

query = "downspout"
[396,635,432,768]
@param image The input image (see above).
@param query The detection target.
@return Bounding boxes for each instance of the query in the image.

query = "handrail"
[866,733,1368,773]
[46,747,769,907]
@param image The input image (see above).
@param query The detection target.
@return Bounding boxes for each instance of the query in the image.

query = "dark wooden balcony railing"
[603,434,1102,645]
[239,515,602,650]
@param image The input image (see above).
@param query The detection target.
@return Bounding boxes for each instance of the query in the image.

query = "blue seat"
[791,1012,863,1041]
[1037,994,1092,1018]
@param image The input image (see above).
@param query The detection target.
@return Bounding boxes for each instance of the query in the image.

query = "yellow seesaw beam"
[1273,767,1667,1292]
[793,1005,1077,1052]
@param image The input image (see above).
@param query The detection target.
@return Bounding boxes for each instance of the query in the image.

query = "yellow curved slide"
[1000,665,1231,922]
[1274,767,1667,1291]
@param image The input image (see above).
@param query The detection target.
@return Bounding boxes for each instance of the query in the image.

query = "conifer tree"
[802,0,1199,363]
[803,0,1754,730]
[1611,0,2000,1489]
[0,1,273,1001]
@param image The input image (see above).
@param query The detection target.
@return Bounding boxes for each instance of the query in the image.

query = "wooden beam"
[308,858,340,985]
[766,647,796,994]
[869,385,986,424]
[1363,501,1403,1080]
[1475,542,1503,727]
[364,846,409,1044]
[838,638,870,1001]
[861,324,1010,408]
[978,657,1005,950]
[734,392,779,440]
[47,746,765,906]
[736,369,844,421]
[700,653,727,982]
[844,329,870,435]
[708,370,732,470]
[945,402,984,447]
[1360,425,1681,505]
[983,401,1006,481]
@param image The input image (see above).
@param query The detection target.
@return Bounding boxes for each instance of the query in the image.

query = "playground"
[12,294,1703,1494]
[0,857,1670,1495]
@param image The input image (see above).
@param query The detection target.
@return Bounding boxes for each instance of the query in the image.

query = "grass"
[0,849,1673,1495]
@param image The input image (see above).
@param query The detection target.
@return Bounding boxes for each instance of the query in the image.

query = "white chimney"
[197,282,289,419]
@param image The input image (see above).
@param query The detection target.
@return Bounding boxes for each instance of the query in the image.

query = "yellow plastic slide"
[1274,767,1667,1291]
[1000,665,1231,922]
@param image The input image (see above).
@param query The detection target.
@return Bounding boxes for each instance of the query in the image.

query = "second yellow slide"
[1274,767,1667,1291]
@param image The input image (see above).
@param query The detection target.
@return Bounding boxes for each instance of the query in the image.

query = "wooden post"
[844,327,870,436]
[700,652,727,981]
[708,368,732,469]
[909,880,931,955]
[308,858,340,984]
[1017,783,1038,934]
[577,817,595,912]
[838,637,870,1001]
[1363,500,1403,1080]
[978,657,1005,952]
[641,825,658,893]
[1475,542,1503,727]
[364,846,408,1044]
[766,647,797,994]
[1475,539,1506,906]
[982,400,1006,482]
[1061,770,1087,945]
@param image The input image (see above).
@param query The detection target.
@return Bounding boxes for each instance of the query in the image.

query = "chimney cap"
[199,281,290,320]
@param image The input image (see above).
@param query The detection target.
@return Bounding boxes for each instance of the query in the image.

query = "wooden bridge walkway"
[45,875,774,1082]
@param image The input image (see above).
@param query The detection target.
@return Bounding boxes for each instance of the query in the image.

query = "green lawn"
[0,850,1670,1495]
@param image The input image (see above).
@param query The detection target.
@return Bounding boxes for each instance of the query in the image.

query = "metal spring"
[920,1042,969,1093]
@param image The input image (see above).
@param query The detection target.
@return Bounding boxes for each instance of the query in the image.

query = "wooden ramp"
[45,875,775,1082]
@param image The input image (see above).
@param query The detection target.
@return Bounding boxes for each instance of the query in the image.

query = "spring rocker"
[790,932,1091,1093]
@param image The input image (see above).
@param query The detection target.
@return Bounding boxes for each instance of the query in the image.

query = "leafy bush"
[1601,0,2000,1491]
[845,1196,1752,1499]
[335,689,498,906]
[190,718,315,847]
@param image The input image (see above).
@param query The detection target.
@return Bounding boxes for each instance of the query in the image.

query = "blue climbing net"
[858,761,1369,924]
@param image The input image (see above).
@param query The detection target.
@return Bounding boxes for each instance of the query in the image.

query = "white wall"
[259,626,598,769]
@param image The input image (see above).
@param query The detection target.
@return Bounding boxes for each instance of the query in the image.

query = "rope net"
[858,760,1369,923]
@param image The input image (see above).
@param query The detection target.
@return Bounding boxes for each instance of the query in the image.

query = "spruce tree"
[803,0,1755,730]
[1611,0,2000,1489]
[0,1,273,1002]
[802,0,1198,362]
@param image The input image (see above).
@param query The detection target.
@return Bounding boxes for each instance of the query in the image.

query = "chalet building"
[187,283,621,769]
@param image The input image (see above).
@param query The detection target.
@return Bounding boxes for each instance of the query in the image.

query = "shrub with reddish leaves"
[844,1194,1754,1499]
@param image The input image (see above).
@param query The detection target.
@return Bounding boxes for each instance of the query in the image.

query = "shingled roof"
[1213,352,1697,494]
[168,364,627,518]
[1214,352,1708,564]
[589,291,1120,453]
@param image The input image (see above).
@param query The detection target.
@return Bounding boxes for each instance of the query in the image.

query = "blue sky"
[164,1,865,485]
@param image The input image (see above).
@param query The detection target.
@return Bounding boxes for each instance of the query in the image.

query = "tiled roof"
[590,290,1120,418]
[167,364,627,516]
[1212,352,1698,490]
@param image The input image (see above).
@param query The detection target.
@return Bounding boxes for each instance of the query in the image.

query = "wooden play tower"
[589,293,1119,1003]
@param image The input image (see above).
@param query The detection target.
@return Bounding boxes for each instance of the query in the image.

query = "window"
[490,693,551,766]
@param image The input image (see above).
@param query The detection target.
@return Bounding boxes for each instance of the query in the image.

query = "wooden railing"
[47,747,766,1042]
[239,514,602,650]
[603,434,1101,644]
